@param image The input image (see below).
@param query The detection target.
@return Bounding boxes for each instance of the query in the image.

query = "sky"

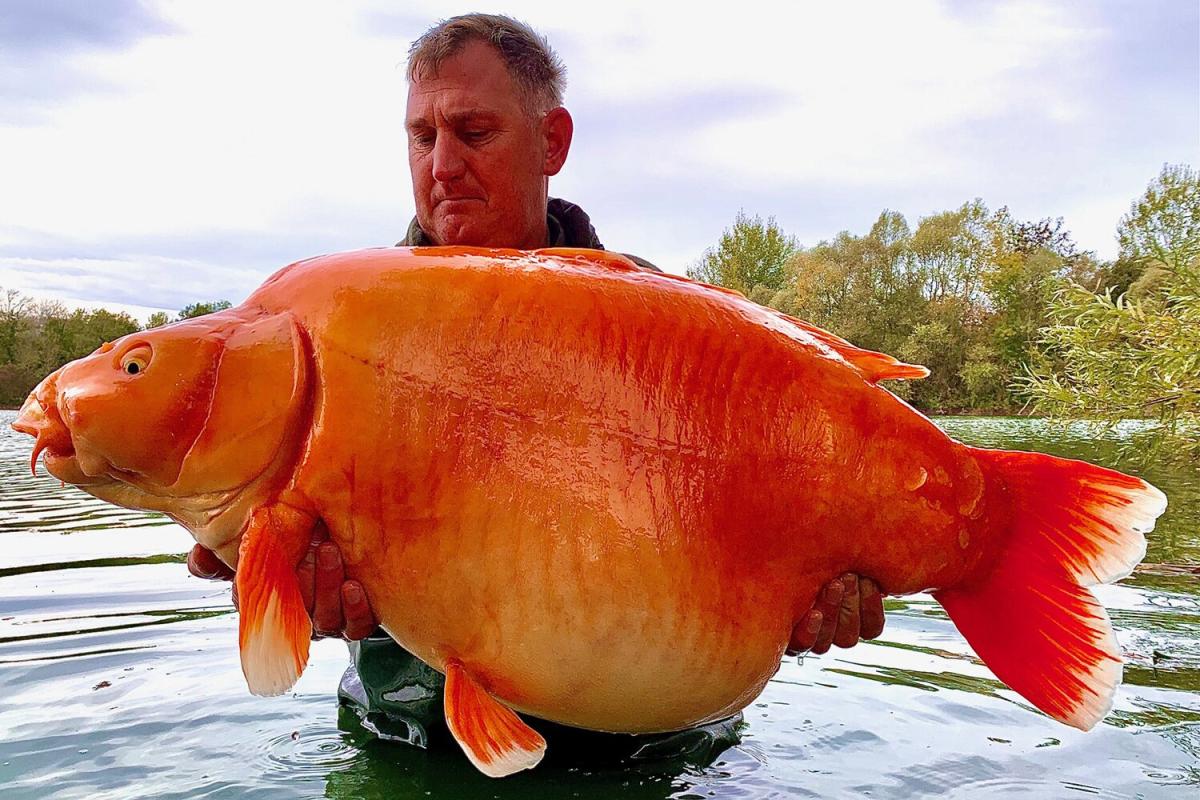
[0,0,1196,322]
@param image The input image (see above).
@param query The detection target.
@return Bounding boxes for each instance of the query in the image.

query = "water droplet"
[905,466,928,491]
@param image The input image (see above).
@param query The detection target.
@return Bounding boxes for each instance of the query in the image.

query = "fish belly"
[349,492,799,732]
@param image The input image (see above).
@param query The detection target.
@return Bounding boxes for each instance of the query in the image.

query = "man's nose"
[431,134,467,182]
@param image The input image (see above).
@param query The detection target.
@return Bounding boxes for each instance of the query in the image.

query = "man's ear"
[542,106,573,177]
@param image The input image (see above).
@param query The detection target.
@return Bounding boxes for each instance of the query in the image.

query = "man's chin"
[430,216,492,248]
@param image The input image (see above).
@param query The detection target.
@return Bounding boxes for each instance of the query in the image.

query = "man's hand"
[187,527,377,641]
[786,573,885,656]
[295,528,378,640]
[187,541,235,581]
[191,541,879,651]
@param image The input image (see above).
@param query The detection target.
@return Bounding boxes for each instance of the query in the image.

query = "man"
[189,12,885,762]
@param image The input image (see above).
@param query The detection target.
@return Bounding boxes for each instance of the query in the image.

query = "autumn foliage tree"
[691,165,1197,461]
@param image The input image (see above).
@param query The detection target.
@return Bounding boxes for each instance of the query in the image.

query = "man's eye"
[411,132,435,148]
[464,130,492,143]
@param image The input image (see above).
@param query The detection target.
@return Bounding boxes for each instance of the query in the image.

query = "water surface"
[1,412,1197,798]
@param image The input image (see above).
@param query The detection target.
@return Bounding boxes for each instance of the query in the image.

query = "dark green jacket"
[399,197,661,273]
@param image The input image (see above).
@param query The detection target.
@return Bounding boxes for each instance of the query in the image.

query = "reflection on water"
[1,411,1197,798]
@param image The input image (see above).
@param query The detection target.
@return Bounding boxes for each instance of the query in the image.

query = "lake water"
[1,412,1197,799]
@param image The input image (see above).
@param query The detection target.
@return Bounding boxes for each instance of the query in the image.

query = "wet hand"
[187,542,235,581]
[186,531,377,641]
[786,574,885,656]
[296,527,378,641]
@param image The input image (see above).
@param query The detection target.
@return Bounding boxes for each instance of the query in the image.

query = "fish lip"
[11,393,44,437]
[13,389,90,479]
[41,447,123,488]
[12,394,68,475]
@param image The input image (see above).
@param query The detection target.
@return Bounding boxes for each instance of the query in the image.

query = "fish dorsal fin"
[534,249,926,382]
[535,247,639,272]
[444,659,546,778]
[776,312,929,383]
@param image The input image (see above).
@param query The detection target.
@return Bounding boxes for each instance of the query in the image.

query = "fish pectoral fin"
[235,505,313,697]
[443,659,546,778]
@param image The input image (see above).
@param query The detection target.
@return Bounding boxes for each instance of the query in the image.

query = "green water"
[1,413,1197,799]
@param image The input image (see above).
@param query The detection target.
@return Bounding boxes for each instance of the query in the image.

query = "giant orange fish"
[12,247,1166,777]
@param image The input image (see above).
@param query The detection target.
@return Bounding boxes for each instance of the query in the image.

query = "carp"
[12,247,1166,777]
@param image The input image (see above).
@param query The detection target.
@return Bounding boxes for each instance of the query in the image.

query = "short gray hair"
[407,14,566,115]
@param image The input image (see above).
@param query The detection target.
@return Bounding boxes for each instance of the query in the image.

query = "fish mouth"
[11,389,110,486]
[13,393,66,475]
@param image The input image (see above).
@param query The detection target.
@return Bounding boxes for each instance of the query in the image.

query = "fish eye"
[119,345,152,377]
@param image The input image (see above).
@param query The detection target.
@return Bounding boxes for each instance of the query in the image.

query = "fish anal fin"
[444,659,546,778]
[236,505,313,697]
[777,312,929,383]
[935,449,1165,730]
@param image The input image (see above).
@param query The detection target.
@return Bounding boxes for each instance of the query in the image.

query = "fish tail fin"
[934,449,1165,730]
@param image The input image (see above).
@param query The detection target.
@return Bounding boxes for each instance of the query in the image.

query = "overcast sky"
[0,0,1196,321]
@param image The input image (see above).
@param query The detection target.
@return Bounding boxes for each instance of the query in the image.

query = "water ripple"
[2,411,1199,798]
[258,724,361,783]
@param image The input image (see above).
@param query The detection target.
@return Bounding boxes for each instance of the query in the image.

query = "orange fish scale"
[248,248,991,731]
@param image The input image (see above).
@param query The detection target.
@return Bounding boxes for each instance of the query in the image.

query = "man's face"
[406,40,563,249]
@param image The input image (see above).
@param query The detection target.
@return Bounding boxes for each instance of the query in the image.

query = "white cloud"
[0,1,411,243]
[0,254,259,317]
[0,0,1195,308]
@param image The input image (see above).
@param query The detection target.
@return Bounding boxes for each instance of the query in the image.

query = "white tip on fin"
[444,659,546,778]
[240,591,308,697]
[235,518,312,697]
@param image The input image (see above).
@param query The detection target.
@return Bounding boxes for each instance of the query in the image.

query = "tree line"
[3,165,1195,461]
[0,297,231,407]
[690,164,1198,461]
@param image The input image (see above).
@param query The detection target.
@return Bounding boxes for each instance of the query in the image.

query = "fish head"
[11,311,310,534]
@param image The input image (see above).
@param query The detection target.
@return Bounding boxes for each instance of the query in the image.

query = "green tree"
[146,311,171,328]
[70,309,142,354]
[983,244,1069,372]
[1,288,30,365]
[1022,164,1200,462]
[178,300,233,319]
[1117,163,1200,274]
[774,211,922,357]
[960,343,1008,409]
[688,212,797,296]
[911,200,992,304]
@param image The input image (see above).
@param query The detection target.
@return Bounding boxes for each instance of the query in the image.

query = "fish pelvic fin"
[236,505,313,697]
[935,449,1166,730]
[444,659,546,778]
